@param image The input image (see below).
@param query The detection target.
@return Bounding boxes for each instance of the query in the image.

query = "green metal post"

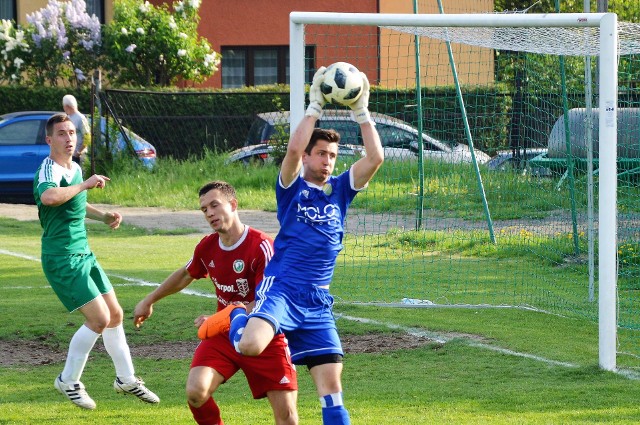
[556,0,581,255]
[437,0,495,243]
[413,0,425,230]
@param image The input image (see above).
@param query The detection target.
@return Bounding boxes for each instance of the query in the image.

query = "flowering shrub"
[103,0,220,87]
[1,0,218,88]
[25,0,101,86]
[0,19,31,84]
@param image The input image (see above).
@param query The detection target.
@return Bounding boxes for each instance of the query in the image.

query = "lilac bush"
[0,19,31,84]
[25,0,101,86]
[2,0,219,87]
[103,0,220,87]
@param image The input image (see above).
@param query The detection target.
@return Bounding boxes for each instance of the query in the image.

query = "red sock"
[188,397,223,425]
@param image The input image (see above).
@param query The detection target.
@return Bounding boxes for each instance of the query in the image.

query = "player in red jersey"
[133,181,298,425]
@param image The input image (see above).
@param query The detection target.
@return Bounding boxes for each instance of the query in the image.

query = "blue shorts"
[251,276,343,364]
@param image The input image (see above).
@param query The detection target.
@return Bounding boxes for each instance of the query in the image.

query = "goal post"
[290,12,619,370]
[598,12,618,372]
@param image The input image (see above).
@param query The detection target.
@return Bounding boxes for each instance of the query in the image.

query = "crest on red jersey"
[233,259,245,273]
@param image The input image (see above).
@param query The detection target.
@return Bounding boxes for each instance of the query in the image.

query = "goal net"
[289,11,640,371]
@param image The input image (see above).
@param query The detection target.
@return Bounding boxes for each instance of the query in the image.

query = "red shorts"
[191,332,297,399]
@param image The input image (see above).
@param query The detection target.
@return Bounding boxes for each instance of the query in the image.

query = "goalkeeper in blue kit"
[199,66,383,425]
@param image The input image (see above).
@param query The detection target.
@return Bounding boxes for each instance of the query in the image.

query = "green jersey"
[34,158,89,255]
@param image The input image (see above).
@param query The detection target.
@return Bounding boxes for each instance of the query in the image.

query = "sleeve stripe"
[259,239,273,263]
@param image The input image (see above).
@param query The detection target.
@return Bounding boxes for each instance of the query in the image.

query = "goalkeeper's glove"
[350,73,373,125]
[305,66,327,119]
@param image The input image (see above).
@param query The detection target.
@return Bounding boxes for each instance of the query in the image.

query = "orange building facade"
[158,0,495,89]
[11,0,495,89]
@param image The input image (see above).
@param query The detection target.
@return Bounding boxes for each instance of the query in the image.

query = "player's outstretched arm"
[134,267,194,328]
[281,67,326,187]
[40,174,110,207]
[350,73,384,189]
[86,204,122,229]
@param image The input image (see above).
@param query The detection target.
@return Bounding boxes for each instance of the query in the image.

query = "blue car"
[0,111,156,202]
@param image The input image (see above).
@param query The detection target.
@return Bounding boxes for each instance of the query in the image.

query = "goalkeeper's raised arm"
[350,72,384,189]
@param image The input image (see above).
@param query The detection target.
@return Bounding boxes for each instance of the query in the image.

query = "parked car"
[226,110,490,165]
[0,111,156,202]
[486,148,551,177]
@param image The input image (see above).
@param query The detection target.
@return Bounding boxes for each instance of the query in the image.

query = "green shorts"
[42,252,113,312]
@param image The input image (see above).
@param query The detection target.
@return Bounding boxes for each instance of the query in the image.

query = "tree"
[103,0,220,87]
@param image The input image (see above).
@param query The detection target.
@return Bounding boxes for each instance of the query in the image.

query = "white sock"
[102,324,136,383]
[61,325,100,384]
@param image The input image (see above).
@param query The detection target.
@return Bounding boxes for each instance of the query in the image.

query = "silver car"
[227,110,490,165]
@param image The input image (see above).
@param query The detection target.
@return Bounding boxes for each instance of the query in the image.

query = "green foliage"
[86,149,278,210]
[618,241,640,282]
[494,1,640,99]
[0,85,90,115]
[100,88,291,158]
[103,0,220,87]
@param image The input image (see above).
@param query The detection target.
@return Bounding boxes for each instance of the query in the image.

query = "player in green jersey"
[34,113,159,410]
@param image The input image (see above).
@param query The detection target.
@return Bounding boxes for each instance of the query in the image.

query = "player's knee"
[86,314,110,333]
[273,407,298,425]
[108,305,124,326]
[237,338,263,356]
[185,385,209,407]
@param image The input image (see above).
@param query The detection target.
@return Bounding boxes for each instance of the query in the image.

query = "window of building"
[221,49,247,88]
[0,0,16,21]
[221,46,315,88]
[85,0,105,23]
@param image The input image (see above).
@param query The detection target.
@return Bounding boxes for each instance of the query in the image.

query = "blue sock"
[229,308,248,353]
[320,393,350,425]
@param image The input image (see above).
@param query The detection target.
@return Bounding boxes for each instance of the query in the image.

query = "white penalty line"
[2,248,639,379]
[339,314,578,368]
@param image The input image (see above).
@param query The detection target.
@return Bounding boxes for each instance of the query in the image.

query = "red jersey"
[186,226,273,311]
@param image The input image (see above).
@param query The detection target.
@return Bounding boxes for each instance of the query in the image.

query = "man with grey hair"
[62,94,91,166]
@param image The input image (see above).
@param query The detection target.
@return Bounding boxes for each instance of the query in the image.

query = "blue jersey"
[265,168,359,288]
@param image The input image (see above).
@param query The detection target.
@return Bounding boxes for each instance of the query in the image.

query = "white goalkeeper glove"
[305,66,327,119]
[350,73,373,125]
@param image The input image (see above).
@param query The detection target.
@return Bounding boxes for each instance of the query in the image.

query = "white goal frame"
[289,12,619,371]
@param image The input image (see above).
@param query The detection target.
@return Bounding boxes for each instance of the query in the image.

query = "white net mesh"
[384,21,640,56]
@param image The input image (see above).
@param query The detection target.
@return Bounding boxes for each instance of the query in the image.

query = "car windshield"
[317,119,361,145]
[246,117,272,144]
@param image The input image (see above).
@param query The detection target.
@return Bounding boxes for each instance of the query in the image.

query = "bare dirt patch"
[0,334,435,367]
[0,203,606,238]
[0,203,281,236]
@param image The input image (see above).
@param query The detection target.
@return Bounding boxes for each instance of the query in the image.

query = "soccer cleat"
[113,377,160,404]
[54,374,96,410]
[197,304,246,340]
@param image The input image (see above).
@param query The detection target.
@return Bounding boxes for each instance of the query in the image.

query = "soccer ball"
[320,62,364,106]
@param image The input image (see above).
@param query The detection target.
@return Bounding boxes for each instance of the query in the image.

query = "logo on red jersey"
[233,259,244,273]
[236,278,249,297]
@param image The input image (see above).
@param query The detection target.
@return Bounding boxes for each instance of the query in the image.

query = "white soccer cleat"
[113,377,160,404]
[54,374,96,410]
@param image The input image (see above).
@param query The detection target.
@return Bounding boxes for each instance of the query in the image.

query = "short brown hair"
[198,180,236,200]
[305,128,340,155]
[46,113,73,136]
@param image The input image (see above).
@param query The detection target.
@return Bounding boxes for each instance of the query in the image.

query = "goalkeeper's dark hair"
[46,113,72,136]
[199,180,236,201]
[305,128,340,155]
